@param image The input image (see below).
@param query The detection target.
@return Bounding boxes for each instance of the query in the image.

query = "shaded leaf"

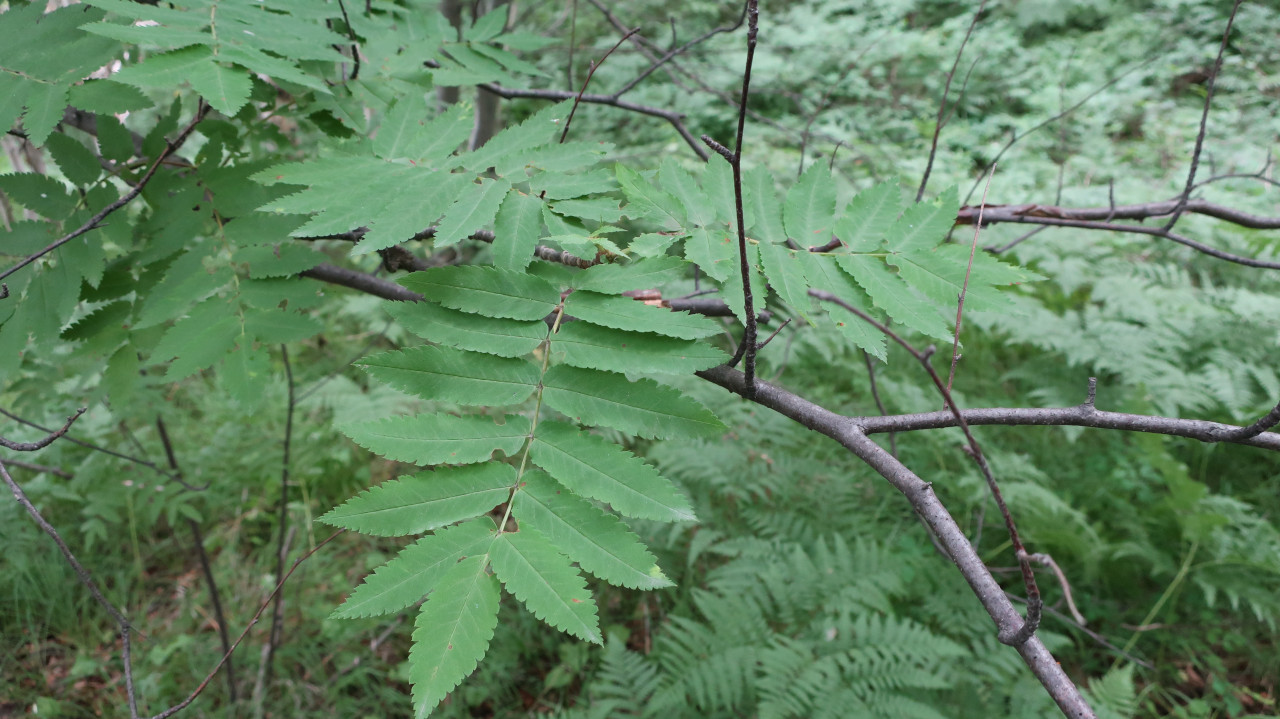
[340,413,531,465]
[409,555,500,718]
[490,530,601,643]
[321,463,515,536]
[332,518,497,619]
[542,365,725,439]
[512,470,672,589]
[359,345,540,405]
[531,421,695,521]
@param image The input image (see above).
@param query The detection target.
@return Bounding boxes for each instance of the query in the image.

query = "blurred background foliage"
[2,0,1278,717]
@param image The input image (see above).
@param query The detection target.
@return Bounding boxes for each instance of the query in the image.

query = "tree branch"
[695,364,1095,719]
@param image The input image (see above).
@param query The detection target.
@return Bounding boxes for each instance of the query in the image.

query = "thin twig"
[1162,0,1243,232]
[155,416,237,702]
[559,28,639,144]
[917,0,987,202]
[262,344,297,693]
[0,407,186,482]
[3,449,140,718]
[149,531,344,719]
[963,58,1153,206]
[947,164,995,394]
[810,289,1042,645]
[1217,399,1280,442]
[861,350,897,458]
[0,102,209,285]
[1,408,85,451]
[707,0,760,397]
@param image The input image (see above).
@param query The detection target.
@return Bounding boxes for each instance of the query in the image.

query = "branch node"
[699,134,734,162]
[1084,377,1097,409]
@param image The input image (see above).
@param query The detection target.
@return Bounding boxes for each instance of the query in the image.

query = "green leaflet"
[659,157,714,227]
[551,322,727,375]
[321,463,515,536]
[357,173,468,254]
[384,301,545,358]
[409,555,500,719]
[744,165,786,245]
[332,518,497,619]
[720,242,766,328]
[541,365,726,440]
[684,225,736,282]
[462,99,573,173]
[562,291,719,339]
[886,187,957,253]
[835,182,902,252]
[340,413,531,465]
[373,94,468,163]
[45,133,102,186]
[151,297,240,380]
[836,255,952,341]
[795,252,887,359]
[221,343,270,408]
[531,421,695,522]
[701,153,737,226]
[490,530,602,644]
[111,46,252,115]
[756,241,811,321]
[435,177,512,247]
[399,266,560,321]
[492,189,545,271]
[359,346,540,406]
[887,244,1041,313]
[616,164,685,229]
[784,163,838,247]
[513,470,672,590]
[575,257,688,294]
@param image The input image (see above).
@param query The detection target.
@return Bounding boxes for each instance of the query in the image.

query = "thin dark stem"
[2,453,140,718]
[335,0,361,81]
[985,225,1046,254]
[917,0,987,202]
[0,407,187,482]
[1162,0,1242,232]
[1,408,85,450]
[810,289,1042,645]
[155,416,237,702]
[861,350,897,458]
[719,0,760,397]
[559,28,639,144]
[963,58,1153,206]
[263,345,297,693]
[694,365,1094,718]
[148,531,344,719]
[611,1,749,98]
[0,457,71,477]
[947,165,995,394]
[0,102,208,285]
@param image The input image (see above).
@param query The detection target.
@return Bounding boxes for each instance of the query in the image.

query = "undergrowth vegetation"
[1,0,1278,717]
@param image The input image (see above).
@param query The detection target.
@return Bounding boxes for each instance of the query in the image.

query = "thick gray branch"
[696,365,1095,718]
[854,404,1280,451]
